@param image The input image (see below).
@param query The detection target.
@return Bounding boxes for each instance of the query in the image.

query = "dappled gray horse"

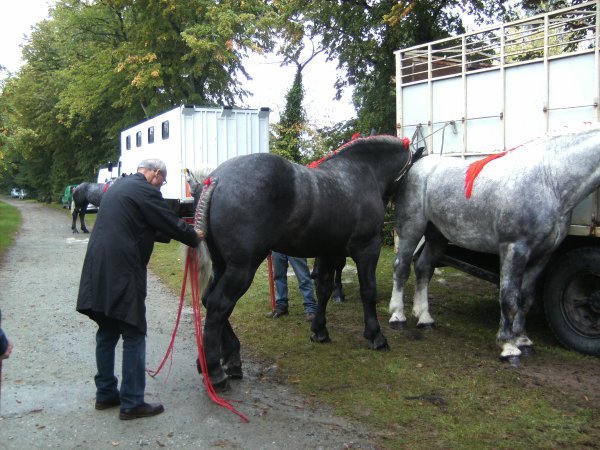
[71,181,110,233]
[388,124,600,366]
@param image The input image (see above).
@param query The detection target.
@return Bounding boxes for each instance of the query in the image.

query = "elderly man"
[77,159,203,420]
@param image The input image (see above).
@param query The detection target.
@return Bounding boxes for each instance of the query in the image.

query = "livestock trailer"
[395,0,600,355]
[118,105,270,216]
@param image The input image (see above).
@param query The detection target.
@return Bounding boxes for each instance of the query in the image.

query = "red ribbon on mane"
[307,135,411,169]
[464,151,507,198]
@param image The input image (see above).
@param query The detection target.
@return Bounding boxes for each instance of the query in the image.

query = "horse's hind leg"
[497,243,530,366]
[221,319,242,379]
[512,256,550,357]
[311,256,336,344]
[202,262,258,390]
[412,227,448,329]
[80,208,89,233]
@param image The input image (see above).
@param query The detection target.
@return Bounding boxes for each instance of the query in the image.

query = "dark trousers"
[95,317,146,410]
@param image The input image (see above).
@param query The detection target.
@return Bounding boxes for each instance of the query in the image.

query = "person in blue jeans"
[265,252,317,322]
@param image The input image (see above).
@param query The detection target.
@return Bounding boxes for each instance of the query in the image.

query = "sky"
[0,0,356,127]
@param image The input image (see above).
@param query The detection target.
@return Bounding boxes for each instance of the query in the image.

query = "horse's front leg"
[71,208,79,233]
[412,231,448,329]
[354,244,389,350]
[497,243,530,366]
[311,257,335,344]
[331,257,346,303]
[389,224,427,330]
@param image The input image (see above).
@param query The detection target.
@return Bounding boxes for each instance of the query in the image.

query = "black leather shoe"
[119,402,164,420]
[264,308,288,318]
[95,398,121,410]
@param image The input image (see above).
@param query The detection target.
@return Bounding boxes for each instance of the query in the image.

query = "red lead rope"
[148,247,249,422]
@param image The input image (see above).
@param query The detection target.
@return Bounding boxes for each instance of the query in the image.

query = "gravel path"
[0,199,377,449]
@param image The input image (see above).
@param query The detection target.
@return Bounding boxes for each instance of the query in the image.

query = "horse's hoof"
[82,229,90,234]
[310,332,331,344]
[368,334,390,350]
[501,355,521,368]
[389,320,407,330]
[224,364,243,380]
[212,378,230,393]
[417,322,435,330]
[72,230,78,234]
[332,295,344,304]
[519,346,536,357]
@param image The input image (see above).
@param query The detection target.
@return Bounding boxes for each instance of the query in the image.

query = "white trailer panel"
[119,105,270,206]
[395,0,600,233]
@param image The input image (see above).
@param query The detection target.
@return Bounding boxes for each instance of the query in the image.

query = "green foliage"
[0,201,21,257]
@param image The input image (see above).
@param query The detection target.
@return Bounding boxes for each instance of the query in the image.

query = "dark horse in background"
[187,135,420,390]
[71,181,113,233]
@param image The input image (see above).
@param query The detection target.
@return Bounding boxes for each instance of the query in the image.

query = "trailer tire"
[543,247,600,356]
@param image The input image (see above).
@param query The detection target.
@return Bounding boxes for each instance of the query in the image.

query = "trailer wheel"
[543,247,600,356]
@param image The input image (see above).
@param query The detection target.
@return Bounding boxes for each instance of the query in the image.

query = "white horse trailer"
[395,0,600,355]
[118,105,270,216]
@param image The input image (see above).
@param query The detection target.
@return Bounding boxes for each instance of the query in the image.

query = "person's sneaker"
[119,402,164,420]
[264,308,288,318]
[95,397,121,410]
[305,312,316,322]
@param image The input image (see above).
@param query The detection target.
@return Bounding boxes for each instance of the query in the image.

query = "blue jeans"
[272,252,317,313]
[95,317,146,410]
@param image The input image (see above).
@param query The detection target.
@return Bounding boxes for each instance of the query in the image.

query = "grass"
[149,241,600,449]
[0,201,21,258]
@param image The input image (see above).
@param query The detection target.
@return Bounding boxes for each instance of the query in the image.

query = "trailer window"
[148,126,154,144]
[126,135,131,150]
[162,121,169,140]
[136,131,142,147]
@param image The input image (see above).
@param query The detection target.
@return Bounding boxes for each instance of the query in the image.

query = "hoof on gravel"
[389,320,406,330]
[518,346,536,357]
[82,229,90,234]
[416,322,435,330]
[212,378,230,393]
[224,365,243,380]
[310,332,331,344]
[72,229,79,234]
[501,355,521,368]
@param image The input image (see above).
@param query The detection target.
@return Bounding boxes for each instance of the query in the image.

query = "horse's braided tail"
[194,177,217,300]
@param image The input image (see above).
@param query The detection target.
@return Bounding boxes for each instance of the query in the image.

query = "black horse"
[188,135,419,390]
[71,181,111,233]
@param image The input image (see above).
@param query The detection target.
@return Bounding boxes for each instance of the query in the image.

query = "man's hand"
[196,230,205,240]
[1,340,13,360]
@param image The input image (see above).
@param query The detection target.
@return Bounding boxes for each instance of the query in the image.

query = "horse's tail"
[192,175,218,300]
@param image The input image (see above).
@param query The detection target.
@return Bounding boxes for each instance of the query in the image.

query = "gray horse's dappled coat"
[76,173,198,334]
[388,124,600,363]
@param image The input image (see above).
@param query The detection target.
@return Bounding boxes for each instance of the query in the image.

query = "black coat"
[76,173,198,333]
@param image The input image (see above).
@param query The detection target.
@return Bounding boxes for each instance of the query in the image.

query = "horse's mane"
[307,135,410,169]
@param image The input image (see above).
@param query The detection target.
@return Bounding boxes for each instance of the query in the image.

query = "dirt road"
[0,199,376,449]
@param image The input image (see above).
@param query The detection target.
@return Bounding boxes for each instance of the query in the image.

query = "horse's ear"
[413,147,426,161]
[185,168,196,185]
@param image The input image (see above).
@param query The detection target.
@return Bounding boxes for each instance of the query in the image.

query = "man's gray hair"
[137,159,167,172]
